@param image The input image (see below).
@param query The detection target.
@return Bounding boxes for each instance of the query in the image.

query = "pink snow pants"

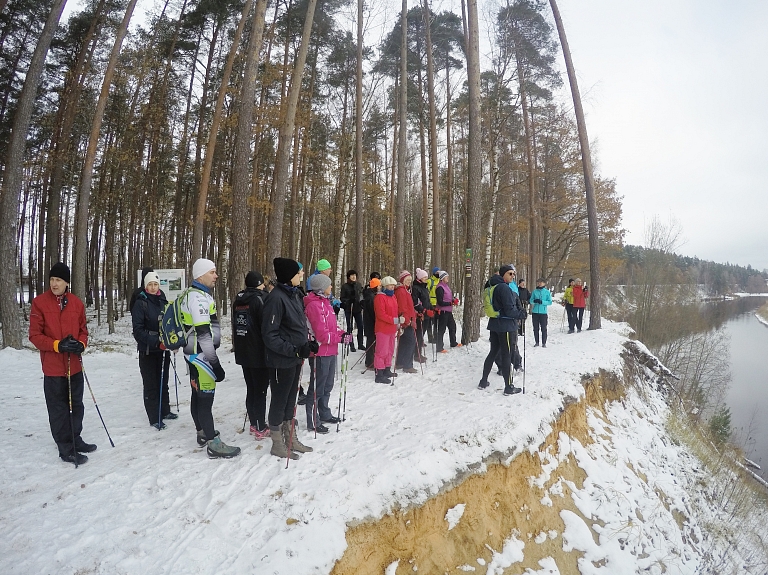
[374,332,396,369]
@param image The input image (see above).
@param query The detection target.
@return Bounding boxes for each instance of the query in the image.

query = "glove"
[534,298,542,304]
[393,317,401,325]
[297,342,312,358]
[159,341,166,350]
[342,333,353,344]
[58,335,85,355]
[213,363,226,382]
[309,340,320,354]
[425,309,435,318]
[452,297,459,306]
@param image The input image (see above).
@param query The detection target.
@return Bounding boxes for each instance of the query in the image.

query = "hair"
[370,271,381,279]
[347,269,358,279]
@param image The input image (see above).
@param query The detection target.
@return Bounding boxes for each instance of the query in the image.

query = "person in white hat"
[180,258,240,458]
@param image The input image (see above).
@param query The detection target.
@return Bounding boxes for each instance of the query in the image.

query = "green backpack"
[483,285,499,318]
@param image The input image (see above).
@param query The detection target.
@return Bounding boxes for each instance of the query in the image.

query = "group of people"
[562,278,588,333]
[28,257,577,466]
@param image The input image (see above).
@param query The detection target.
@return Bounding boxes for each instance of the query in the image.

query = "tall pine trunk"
[549,0,602,329]
[393,0,408,273]
[423,0,441,269]
[72,0,138,299]
[0,0,67,347]
[266,0,318,264]
[354,0,364,271]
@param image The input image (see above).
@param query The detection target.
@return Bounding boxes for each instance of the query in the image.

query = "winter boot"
[270,425,299,459]
[60,451,88,465]
[206,436,241,459]
[375,369,391,384]
[197,429,220,447]
[478,379,490,389]
[75,440,97,453]
[282,420,313,453]
[503,385,522,396]
[384,367,398,378]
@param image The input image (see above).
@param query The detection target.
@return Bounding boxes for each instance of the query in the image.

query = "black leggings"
[243,366,272,430]
[483,331,513,387]
[436,311,457,351]
[139,351,171,425]
[268,364,302,428]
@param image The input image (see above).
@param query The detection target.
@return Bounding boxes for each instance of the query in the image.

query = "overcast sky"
[551,0,768,271]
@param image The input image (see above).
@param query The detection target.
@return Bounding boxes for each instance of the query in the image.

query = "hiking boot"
[270,426,299,459]
[60,452,88,465]
[75,440,97,453]
[151,422,166,431]
[163,412,179,420]
[282,420,313,453]
[503,385,522,396]
[439,349,448,354]
[542,343,547,348]
[384,367,398,378]
[478,379,490,389]
[349,344,356,352]
[402,367,418,374]
[533,342,539,347]
[197,429,220,447]
[250,425,270,439]
[375,369,391,384]
[321,415,341,424]
[309,424,330,434]
[451,343,462,348]
[206,436,241,459]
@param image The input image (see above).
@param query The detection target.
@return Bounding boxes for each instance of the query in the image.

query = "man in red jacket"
[29,263,93,465]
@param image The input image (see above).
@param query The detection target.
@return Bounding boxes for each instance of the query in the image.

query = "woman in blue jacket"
[530,279,552,347]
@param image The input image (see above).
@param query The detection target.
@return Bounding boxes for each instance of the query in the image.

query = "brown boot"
[270,425,299,460]
[282,420,313,453]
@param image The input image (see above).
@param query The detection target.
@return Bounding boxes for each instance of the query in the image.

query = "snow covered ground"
[1,304,764,574]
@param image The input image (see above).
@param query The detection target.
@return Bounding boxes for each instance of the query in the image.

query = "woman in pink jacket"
[304,274,347,433]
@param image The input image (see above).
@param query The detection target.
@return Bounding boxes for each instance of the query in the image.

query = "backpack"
[233,290,263,339]
[483,285,499,318]
[159,288,192,350]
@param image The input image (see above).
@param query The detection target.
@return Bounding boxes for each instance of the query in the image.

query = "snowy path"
[0,306,629,574]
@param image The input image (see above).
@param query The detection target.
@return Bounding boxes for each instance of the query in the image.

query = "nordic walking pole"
[414,325,424,375]
[286,362,303,470]
[350,340,376,372]
[67,355,78,468]
[523,316,526,394]
[342,340,349,422]
[336,344,345,431]
[241,411,248,434]
[80,359,115,447]
[337,342,348,431]
[171,350,180,413]
[391,329,401,386]
[157,351,166,429]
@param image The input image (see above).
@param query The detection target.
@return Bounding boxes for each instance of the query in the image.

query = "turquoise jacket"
[530,287,552,315]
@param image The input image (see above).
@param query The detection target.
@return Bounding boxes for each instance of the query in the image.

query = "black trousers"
[495,333,522,371]
[436,311,457,351]
[268,364,301,428]
[566,303,576,332]
[44,372,85,456]
[396,325,416,369]
[483,331,513,387]
[345,306,365,348]
[575,307,585,331]
[364,319,376,368]
[423,314,435,343]
[188,361,216,441]
[139,351,171,425]
[243,366,272,430]
[532,313,548,345]
[414,317,426,361]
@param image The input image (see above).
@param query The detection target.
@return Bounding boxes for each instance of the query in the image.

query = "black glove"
[534,298,542,304]
[297,342,312,358]
[213,363,226,382]
[309,340,320,354]
[58,335,85,355]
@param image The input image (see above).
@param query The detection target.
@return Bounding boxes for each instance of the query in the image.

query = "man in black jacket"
[362,273,381,369]
[479,265,527,395]
[262,258,318,459]
[233,271,272,438]
[339,269,364,351]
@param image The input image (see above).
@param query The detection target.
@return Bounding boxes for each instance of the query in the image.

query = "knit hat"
[415,268,428,281]
[273,258,301,284]
[309,273,332,294]
[140,267,154,287]
[49,262,70,284]
[144,271,160,288]
[438,271,449,281]
[369,278,381,289]
[432,267,440,274]
[381,275,397,287]
[499,263,516,276]
[245,270,264,288]
[316,259,331,272]
[398,270,411,283]
[192,258,216,280]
